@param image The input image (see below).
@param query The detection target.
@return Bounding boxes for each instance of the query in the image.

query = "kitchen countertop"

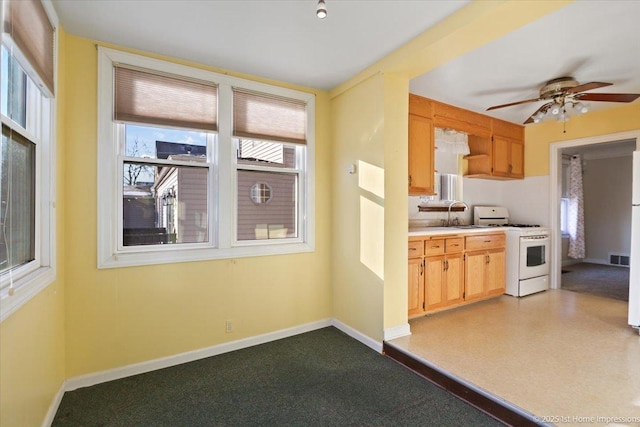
[408,226,508,237]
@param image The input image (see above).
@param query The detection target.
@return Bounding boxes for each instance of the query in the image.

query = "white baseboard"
[383,323,411,341]
[561,259,581,267]
[42,381,65,427]
[330,319,383,353]
[65,318,332,392]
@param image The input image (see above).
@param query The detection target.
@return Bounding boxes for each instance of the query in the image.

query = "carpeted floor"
[52,327,502,427]
[561,262,630,301]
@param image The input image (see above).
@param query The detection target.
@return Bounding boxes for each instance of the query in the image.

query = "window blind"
[4,0,55,95]
[233,89,306,145]
[114,65,218,132]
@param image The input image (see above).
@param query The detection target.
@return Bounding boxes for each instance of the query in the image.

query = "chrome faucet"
[447,200,468,226]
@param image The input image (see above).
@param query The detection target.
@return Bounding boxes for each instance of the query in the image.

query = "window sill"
[98,242,315,269]
[0,266,56,322]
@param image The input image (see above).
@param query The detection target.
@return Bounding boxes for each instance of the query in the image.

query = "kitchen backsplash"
[408,175,550,228]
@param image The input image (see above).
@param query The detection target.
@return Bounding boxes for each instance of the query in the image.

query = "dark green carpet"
[53,327,503,426]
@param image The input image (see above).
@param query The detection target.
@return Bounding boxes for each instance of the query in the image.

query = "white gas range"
[474,206,550,297]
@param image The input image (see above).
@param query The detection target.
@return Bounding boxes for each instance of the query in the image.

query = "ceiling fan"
[486,77,640,124]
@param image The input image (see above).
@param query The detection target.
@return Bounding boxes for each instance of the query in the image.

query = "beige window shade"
[115,66,218,131]
[4,0,55,95]
[233,89,306,145]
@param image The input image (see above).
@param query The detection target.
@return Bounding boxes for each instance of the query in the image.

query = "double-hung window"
[1,0,57,321]
[97,48,314,268]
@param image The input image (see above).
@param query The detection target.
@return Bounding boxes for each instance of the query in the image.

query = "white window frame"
[97,48,315,268]
[0,0,58,322]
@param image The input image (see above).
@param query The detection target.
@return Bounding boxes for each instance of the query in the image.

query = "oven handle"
[521,236,550,243]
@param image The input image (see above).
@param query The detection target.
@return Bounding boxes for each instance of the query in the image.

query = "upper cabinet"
[490,118,524,179]
[408,94,525,192]
[409,95,435,195]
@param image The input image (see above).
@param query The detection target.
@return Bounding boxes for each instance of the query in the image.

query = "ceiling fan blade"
[524,102,553,124]
[565,81,612,94]
[576,93,640,103]
[487,97,542,111]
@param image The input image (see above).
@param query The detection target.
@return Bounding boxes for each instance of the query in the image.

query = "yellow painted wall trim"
[330,0,572,99]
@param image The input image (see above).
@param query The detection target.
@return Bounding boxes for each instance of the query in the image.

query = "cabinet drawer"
[408,241,424,257]
[465,233,505,251]
[425,239,445,256]
[445,237,464,253]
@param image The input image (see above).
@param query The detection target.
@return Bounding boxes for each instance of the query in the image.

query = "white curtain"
[435,128,470,155]
[568,154,586,259]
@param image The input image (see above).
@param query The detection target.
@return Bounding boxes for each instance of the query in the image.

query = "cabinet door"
[492,136,511,177]
[425,256,445,311]
[408,257,425,317]
[486,248,506,296]
[444,253,464,306]
[408,114,434,195]
[464,251,487,301]
[510,141,524,178]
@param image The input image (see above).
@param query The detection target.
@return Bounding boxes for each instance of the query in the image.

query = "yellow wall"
[63,35,332,377]
[2,2,607,423]
[0,29,68,427]
[330,74,386,340]
[329,1,572,339]
[525,103,640,176]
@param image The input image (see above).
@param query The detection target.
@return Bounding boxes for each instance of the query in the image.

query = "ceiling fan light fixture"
[574,101,588,114]
[549,102,562,115]
[316,0,327,19]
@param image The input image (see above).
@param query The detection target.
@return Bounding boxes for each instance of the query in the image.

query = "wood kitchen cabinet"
[492,136,524,179]
[408,241,425,317]
[407,93,525,182]
[408,232,505,318]
[408,113,435,195]
[464,234,506,301]
[466,134,524,179]
[424,237,464,311]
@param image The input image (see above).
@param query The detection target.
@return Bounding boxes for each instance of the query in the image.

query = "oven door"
[519,236,550,280]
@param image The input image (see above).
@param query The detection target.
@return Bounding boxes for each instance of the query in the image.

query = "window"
[560,158,570,235]
[97,48,315,268]
[1,0,57,321]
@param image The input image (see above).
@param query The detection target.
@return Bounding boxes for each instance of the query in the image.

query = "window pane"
[125,124,207,162]
[1,127,35,274]
[1,45,28,128]
[560,197,569,234]
[123,162,209,246]
[236,139,296,168]
[237,170,297,241]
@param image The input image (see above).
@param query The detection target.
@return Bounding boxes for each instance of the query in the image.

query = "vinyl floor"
[388,290,640,427]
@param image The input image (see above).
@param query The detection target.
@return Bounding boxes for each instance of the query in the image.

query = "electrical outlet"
[225,320,233,333]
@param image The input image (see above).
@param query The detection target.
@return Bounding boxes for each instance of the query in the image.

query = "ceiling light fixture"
[316,0,327,19]
[531,97,590,132]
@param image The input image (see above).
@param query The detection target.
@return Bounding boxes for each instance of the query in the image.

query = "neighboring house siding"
[237,170,296,240]
[177,168,208,243]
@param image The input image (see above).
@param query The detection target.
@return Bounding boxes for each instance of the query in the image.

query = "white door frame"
[548,130,640,290]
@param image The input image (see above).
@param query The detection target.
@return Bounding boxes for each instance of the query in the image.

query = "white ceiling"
[410,0,640,124]
[52,0,640,125]
[51,0,469,91]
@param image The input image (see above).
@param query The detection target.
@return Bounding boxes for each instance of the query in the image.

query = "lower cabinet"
[408,232,505,317]
[464,248,506,302]
[408,256,425,317]
[425,252,464,311]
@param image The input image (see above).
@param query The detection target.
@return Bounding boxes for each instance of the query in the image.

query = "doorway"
[549,131,639,305]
